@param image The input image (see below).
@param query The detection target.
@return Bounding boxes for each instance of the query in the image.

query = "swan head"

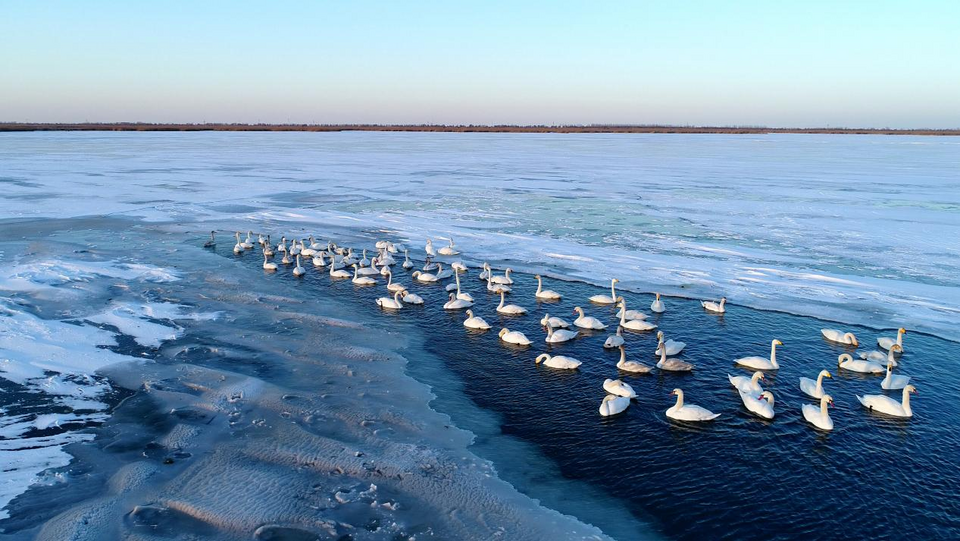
[540,314,549,325]
[773,339,783,347]
[655,292,661,300]
[535,274,541,280]
[844,333,859,346]
[612,278,619,284]
[505,268,512,276]
[822,394,834,407]
[498,328,509,338]
[448,292,456,300]
[759,391,774,405]
[535,354,549,364]
[886,361,895,371]
[891,344,903,353]
[670,388,683,398]
[656,330,664,339]
[573,306,584,316]
[412,271,421,278]
[820,370,833,379]
[838,353,853,364]
[904,384,917,395]
[899,327,907,335]
[465,309,474,318]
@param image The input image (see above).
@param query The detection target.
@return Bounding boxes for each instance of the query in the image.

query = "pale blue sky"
[2,1,958,127]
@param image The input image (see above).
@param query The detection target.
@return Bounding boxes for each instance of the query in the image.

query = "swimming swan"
[233,232,244,254]
[402,291,424,305]
[352,265,376,285]
[729,371,765,394]
[402,249,414,269]
[262,252,278,271]
[589,279,619,304]
[802,394,834,431]
[376,290,405,310]
[735,339,782,370]
[490,268,514,285]
[486,274,512,293]
[878,327,906,352]
[573,307,607,330]
[650,292,665,313]
[603,378,637,398]
[881,356,911,390]
[540,313,571,329]
[535,353,581,369]
[444,292,474,310]
[452,272,474,302]
[615,297,647,320]
[857,385,916,418]
[535,275,562,300]
[241,231,254,250]
[666,388,720,421]
[599,394,630,416]
[616,345,652,373]
[798,370,832,399]
[498,328,531,345]
[617,300,656,331]
[655,331,685,355]
[740,390,775,420]
[329,262,351,279]
[412,270,439,283]
[837,353,884,374]
[385,269,406,292]
[292,255,306,277]
[821,329,859,347]
[701,297,726,314]
[204,231,217,248]
[657,345,694,372]
[463,309,490,330]
[496,290,527,315]
[545,322,578,343]
[603,327,625,349]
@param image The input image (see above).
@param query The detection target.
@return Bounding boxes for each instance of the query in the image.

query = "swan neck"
[619,347,626,363]
[498,291,505,308]
[902,388,912,414]
[820,397,830,418]
[536,276,542,294]
[752,372,762,385]
[815,372,825,391]
[610,280,616,298]
[770,343,779,368]
[675,391,684,409]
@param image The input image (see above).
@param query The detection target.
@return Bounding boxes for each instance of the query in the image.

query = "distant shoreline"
[1,123,958,135]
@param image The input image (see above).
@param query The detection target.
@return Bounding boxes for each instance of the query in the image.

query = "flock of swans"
[219,230,918,430]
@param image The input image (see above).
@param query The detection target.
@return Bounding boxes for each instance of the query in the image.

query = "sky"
[1,1,958,128]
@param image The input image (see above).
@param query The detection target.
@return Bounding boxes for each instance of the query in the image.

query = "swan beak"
[826,373,832,378]
[775,340,783,346]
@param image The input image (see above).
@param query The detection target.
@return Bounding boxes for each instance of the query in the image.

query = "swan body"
[437,238,459,256]
[573,307,607,330]
[666,389,720,421]
[496,291,527,315]
[616,346,652,373]
[617,300,656,331]
[534,275,562,300]
[701,297,726,314]
[422,257,439,271]
[402,250,414,269]
[589,279,619,304]
[599,394,631,416]
[657,345,694,372]
[545,323,578,343]
[425,239,436,256]
[352,265,376,285]
[735,339,782,370]
[412,270,439,283]
[376,290,404,310]
[444,292,474,310]
[859,350,894,366]
[263,236,275,256]
[802,395,834,431]
[798,370,832,399]
[401,291,424,305]
[498,328,531,345]
[858,385,916,417]
[385,270,405,292]
[821,329,859,347]
[838,353,883,374]
[300,243,317,257]
[878,328,906,352]
[289,240,301,256]
[740,390,775,420]
[292,255,306,277]
[655,331,685,355]
[357,262,380,276]
[262,252,278,271]
[379,261,392,276]
[603,327,625,349]
[434,263,453,279]
[729,371,765,394]
[615,297,647,320]
[329,263,351,279]
[490,268,514,285]
[603,378,637,399]
[281,252,293,265]
[463,309,490,330]
[540,314,571,329]
[535,353,581,370]
[650,292,665,313]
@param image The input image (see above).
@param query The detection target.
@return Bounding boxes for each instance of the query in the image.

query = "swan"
[352,265,376,285]
[202,231,216,248]
[379,250,396,266]
[292,255,306,277]
[701,297,726,314]
[412,270,439,283]
[300,241,316,258]
[312,252,328,267]
[402,291,424,305]
[740,390,775,420]
[434,263,453,280]
[277,236,287,253]
[615,297,647,320]
[379,259,392,276]
[422,257,439,271]
[573,307,607,330]
[837,353,883,374]
[257,233,266,246]
[357,261,380,276]
[385,269,405,292]
[535,275,562,300]
[859,350,894,366]
[402,250,414,269]
[589,279,619,304]
[821,329,859,347]
[376,240,389,250]
[463,309,490,330]
[735,339,782,370]
[486,275,511,293]
[444,292,474,310]
[478,262,491,281]
[881,359,911,390]
[858,385,917,417]
[290,240,302,256]
[655,331,685,356]
[498,328,531,346]
[650,292,665,313]
[451,260,468,273]
[540,313,571,329]
[358,249,370,267]
[618,303,657,332]
[241,231,254,249]
[603,378,637,398]
[340,248,355,265]
[452,272,474,302]
[603,327,625,349]
[535,353,581,370]
[376,290,404,310]
[878,328,906,352]
[798,370,832,399]
[281,251,293,265]
[666,389,720,421]
[262,252,278,271]
[425,239,436,256]
[616,345,652,373]
[233,232,244,254]
[329,262,351,279]
[309,237,324,251]
[728,371,765,394]
[599,394,631,416]
[496,290,527,315]
[437,238,459,256]
[802,395,834,431]
[262,236,274,257]
[490,268,514,285]
[657,345,694,372]
[545,322,578,343]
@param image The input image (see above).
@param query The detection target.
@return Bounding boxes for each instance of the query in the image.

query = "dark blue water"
[220,242,960,540]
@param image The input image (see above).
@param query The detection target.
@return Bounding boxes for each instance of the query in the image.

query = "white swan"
[615,297,647,320]
[616,345,652,373]
[859,350,894,366]
[262,252,278,271]
[452,272,474,302]
[535,353,581,370]
[434,263,453,279]
[589,279,619,304]
[603,327,625,349]
[728,371,765,394]
[802,395,834,431]
[281,251,292,265]
[540,313,571,329]
[422,257,439,271]
[666,389,720,421]
[837,353,884,374]
[599,394,630,417]
[301,241,317,257]
[486,274,511,293]
[650,292,665,313]
[735,339,782,370]
[358,249,370,267]
[233,232,244,254]
[618,302,657,332]
[276,236,287,253]
[496,290,527,315]
[657,345,694,372]
[241,231,254,249]
[437,238,459,256]
[798,370,832,399]
[402,249,414,269]
[443,292,473,310]
[401,291,424,305]
[309,237,324,251]
[463,309,490,330]
[740,390,775,420]
[329,262,351,279]
[821,328,859,347]
[534,275,562,300]
[352,265,376,285]
[573,307,607,330]
[858,385,916,418]
[881,358,911,391]
[490,268,514,285]
[292,255,306,277]
[425,239,436,256]
[701,297,726,314]
[545,323,578,343]
[878,327,906,352]
[262,236,274,257]
[498,328,531,345]
[603,378,637,398]
[357,261,380,276]
[478,262,491,281]
[376,290,404,310]
[655,331,685,356]
[412,270,439,283]
[312,251,328,267]
[385,269,405,292]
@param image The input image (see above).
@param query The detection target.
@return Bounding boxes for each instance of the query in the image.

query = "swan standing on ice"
[437,238,459,256]
[666,389,720,421]
[650,292,665,313]
[821,329,859,347]
[729,371,765,394]
[881,358,911,390]
[498,328,531,345]
[545,322,578,343]
[412,270,439,283]
[463,309,490,330]
[292,255,306,277]
[740,390,775,420]
[589,279,619,304]
[655,331,685,355]
[534,275,562,300]
[603,327,625,349]
[402,291,424,304]
[540,313,571,329]
[603,378,637,398]
[496,290,527,315]
[262,252,278,271]
[425,239,436,256]
[376,290,405,310]
[599,394,630,416]
[878,328,907,352]
[352,265,376,285]
[798,370,832,399]
[701,297,726,314]
[444,292,473,310]
[615,297,647,320]
[616,345,652,373]
[802,395,834,431]
[735,339,782,370]
[837,353,884,374]
[402,250,414,269]
[657,344,694,371]
[233,232,244,254]
[535,353,581,370]
[858,385,916,418]
[573,307,607,330]
[204,231,216,248]
[618,301,657,332]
